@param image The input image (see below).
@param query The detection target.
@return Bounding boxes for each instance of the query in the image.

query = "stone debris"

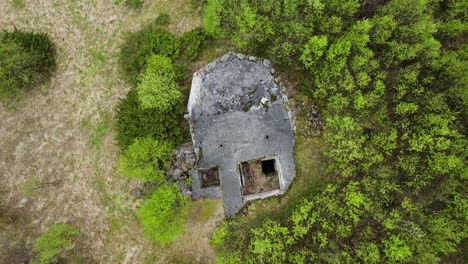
[295,99,323,138]
[167,142,197,198]
[129,188,143,199]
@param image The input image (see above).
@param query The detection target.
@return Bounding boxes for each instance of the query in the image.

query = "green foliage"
[119,136,173,183]
[233,0,275,49]
[300,35,328,69]
[248,220,292,264]
[115,88,183,149]
[138,184,187,244]
[0,30,55,99]
[179,27,209,62]
[124,0,143,8]
[3,30,55,70]
[136,54,181,111]
[206,0,468,262]
[383,235,412,263]
[211,221,244,264]
[204,0,225,38]
[0,36,40,98]
[31,223,80,264]
[155,12,170,25]
[119,25,180,86]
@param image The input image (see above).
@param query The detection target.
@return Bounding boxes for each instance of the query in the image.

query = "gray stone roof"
[187,53,296,217]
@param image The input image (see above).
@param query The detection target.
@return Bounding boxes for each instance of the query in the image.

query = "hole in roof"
[262,159,276,174]
[239,158,280,196]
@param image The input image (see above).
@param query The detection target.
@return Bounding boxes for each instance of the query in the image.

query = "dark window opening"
[262,159,276,174]
[200,167,220,188]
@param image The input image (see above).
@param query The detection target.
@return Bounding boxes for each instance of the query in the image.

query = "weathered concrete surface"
[188,53,296,217]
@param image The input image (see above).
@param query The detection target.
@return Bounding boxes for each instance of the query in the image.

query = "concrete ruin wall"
[188,52,296,217]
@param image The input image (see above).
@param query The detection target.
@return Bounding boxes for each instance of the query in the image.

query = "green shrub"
[124,0,143,8]
[115,88,183,149]
[3,30,55,69]
[155,12,170,25]
[211,221,245,264]
[0,37,40,98]
[31,223,80,264]
[119,136,173,183]
[136,54,181,111]
[204,0,225,38]
[179,27,209,62]
[0,30,55,99]
[138,183,187,245]
[119,26,180,86]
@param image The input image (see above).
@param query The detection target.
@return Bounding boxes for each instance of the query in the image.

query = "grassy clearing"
[187,198,220,222]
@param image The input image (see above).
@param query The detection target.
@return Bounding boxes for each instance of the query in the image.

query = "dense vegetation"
[0,30,55,99]
[117,15,208,244]
[207,0,467,263]
[138,183,187,245]
[31,223,80,264]
[119,136,173,183]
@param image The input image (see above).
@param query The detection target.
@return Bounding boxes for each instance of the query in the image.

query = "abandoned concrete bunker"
[187,52,296,218]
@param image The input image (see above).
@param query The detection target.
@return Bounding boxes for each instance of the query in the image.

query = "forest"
[0,0,466,263]
[206,0,467,263]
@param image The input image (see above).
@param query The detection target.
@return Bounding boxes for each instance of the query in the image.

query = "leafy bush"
[204,0,226,38]
[31,223,80,264]
[138,183,187,244]
[155,12,170,25]
[136,54,181,111]
[211,221,244,264]
[3,30,55,68]
[119,26,180,86]
[179,27,209,62]
[115,88,183,149]
[0,30,55,99]
[124,0,143,8]
[120,136,173,183]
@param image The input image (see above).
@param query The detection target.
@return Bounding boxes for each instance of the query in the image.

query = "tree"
[205,0,468,262]
[0,36,39,98]
[135,54,181,111]
[179,27,209,62]
[0,30,55,99]
[138,183,187,244]
[115,88,183,149]
[119,136,173,183]
[119,26,180,86]
[31,223,80,264]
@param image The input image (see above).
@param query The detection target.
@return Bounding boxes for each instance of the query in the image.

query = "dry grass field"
[0,0,224,263]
